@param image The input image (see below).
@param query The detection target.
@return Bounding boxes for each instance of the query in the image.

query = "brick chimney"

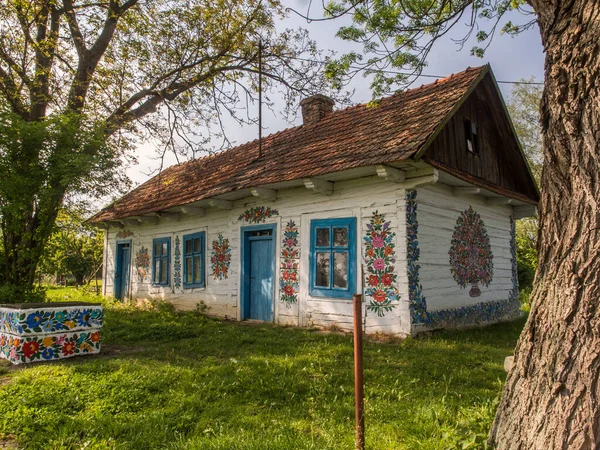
[300,94,334,125]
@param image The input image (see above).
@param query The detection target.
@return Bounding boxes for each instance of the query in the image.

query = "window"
[464,119,479,154]
[183,232,205,288]
[152,237,171,286]
[310,218,356,298]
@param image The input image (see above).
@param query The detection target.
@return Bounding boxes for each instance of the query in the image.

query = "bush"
[0,284,46,304]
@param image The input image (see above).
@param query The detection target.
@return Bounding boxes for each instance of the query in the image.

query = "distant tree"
[507,81,543,185]
[507,81,542,294]
[0,0,330,294]
[38,209,103,286]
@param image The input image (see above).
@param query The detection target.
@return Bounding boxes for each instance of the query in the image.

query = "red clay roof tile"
[90,66,486,222]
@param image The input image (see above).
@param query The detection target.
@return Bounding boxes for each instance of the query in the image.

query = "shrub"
[0,284,46,304]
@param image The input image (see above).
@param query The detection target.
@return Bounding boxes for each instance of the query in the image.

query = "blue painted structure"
[114,240,132,301]
[241,224,277,322]
[309,217,356,299]
[183,231,205,288]
[152,237,171,286]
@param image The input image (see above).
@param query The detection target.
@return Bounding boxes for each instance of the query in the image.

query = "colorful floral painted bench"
[0,302,103,365]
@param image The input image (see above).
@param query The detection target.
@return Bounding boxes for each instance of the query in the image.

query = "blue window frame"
[309,218,356,298]
[183,232,205,288]
[152,237,171,286]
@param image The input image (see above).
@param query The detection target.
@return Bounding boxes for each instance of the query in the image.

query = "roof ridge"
[155,65,488,172]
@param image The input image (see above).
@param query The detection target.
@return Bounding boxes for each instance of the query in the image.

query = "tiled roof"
[91,65,487,222]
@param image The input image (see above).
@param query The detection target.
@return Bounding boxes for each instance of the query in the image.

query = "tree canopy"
[0,0,330,291]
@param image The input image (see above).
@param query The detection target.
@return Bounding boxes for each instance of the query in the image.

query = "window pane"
[185,239,192,255]
[185,257,192,284]
[193,238,201,253]
[315,252,330,287]
[333,252,348,288]
[194,256,201,282]
[316,228,330,247]
[154,260,160,283]
[162,242,168,255]
[160,260,167,284]
[333,228,348,247]
[154,243,161,256]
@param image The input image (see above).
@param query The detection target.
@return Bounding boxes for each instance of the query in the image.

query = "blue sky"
[126,4,545,187]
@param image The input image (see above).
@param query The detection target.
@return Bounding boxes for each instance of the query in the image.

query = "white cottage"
[89,65,539,335]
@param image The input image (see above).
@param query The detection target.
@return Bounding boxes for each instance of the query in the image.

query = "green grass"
[0,288,525,450]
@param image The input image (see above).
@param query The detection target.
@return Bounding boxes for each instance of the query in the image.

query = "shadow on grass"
[0,301,527,450]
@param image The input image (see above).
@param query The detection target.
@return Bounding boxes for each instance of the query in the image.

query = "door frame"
[114,239,132,301]
[240,223,277,321]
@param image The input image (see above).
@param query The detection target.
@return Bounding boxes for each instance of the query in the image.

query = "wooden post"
[353,294,365,450]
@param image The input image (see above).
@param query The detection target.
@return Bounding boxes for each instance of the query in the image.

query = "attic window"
[464,119,479,154]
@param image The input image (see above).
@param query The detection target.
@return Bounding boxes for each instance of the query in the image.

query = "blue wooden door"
[115,242,131,301]
[249,237,273,321]
[242,225,275,322]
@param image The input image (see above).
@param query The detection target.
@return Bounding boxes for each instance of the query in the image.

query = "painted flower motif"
[22,341,39,358]
[238,206,279,224]
[62,341,76,356]
[54,311,66,322]
[372,236,385,248]
[283,285,295,296]
[372,290,387,303]
[42,336,54,348]
[280,220,300,304]
[91,331,101,343]
[56,335,66,345]
[64,320,76,330]
[381,274,393,286]
[26,313,43,329]
[77,310,91,327]
[41,347,54,360]
[364,211,399,317]
[211,234,232,280]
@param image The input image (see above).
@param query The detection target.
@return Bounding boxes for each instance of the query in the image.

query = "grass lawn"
[0,287,525,450]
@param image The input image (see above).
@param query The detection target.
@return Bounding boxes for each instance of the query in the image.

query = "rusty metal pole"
[353,293,365,450]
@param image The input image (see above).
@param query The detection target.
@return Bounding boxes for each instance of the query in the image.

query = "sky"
[125,2,545,191]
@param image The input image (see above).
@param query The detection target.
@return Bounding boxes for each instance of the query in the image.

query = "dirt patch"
[0,436,18,450]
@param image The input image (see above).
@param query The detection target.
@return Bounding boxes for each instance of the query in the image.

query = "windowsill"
[309,287,353,300]
[307,296,354,303]
[183,284,206,290]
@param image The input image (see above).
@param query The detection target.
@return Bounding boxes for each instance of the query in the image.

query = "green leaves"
[326,0,534,96]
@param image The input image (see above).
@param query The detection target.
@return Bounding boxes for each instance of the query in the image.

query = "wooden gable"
[420,71,540,204]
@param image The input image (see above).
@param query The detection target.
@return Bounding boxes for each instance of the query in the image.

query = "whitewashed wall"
[103,175,411,335]
[412,184,519,331]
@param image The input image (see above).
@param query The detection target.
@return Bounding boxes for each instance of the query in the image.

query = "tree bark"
[490,0,600,448]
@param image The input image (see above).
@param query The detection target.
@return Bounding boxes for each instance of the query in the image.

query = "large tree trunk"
[490,1,600,448]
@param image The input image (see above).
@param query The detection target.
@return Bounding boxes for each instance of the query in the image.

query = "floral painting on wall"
[238,206,279,224]
[135,246,150,282]
[117,230,133,239]
[509,216,519,301]
[448,206,494,297]
[211,234,231,280]
[280,220,300,304]
[364,211,399,317]
[173,236,182,289]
